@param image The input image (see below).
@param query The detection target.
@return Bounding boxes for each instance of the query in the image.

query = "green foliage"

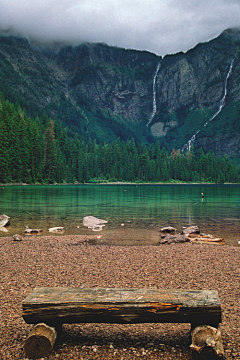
[159,107,214,151]
[0,95,239,184]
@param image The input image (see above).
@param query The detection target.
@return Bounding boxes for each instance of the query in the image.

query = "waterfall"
[182,131,200,152]
[182,57,235,152]
[146,62,161,127]
[203,57,235,127]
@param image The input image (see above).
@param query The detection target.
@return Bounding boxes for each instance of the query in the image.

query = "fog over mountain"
[1,0,240,55]
[1,28,240,158]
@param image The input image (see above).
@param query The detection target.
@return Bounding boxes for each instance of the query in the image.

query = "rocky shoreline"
[0,235,239,359]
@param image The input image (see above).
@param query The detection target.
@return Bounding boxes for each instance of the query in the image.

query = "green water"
[0,184,240,245]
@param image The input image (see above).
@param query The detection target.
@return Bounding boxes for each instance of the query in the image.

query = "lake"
[0,184,239,246]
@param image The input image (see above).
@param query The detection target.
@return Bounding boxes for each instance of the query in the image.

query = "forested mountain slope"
[0,95,239,184]
[0,29,240,157]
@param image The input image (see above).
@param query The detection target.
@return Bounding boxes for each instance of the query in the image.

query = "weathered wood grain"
[22,287,221,327]
[24,323,57,359]
[190,325,224,357]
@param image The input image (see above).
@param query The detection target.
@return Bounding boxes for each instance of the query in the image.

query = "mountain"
[0,28,240,157]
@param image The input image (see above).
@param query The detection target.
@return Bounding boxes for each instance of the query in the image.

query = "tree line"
[0,94,239,184]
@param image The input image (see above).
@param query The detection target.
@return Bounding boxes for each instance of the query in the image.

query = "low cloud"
[0,0,240,55]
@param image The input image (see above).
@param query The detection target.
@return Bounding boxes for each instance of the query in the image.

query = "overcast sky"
[0,0,240,56]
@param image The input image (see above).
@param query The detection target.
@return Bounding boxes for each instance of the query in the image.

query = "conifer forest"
[0,94,239,184]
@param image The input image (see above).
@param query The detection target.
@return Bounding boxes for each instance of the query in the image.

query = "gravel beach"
[0,235,239,360]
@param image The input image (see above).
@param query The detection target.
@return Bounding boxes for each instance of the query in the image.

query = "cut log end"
[24,323,57,359]
[190,325,224,357]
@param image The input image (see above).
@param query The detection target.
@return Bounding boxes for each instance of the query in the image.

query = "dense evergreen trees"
[0,95,239,184]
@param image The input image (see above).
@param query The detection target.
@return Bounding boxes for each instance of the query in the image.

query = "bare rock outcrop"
[159,234,190,244]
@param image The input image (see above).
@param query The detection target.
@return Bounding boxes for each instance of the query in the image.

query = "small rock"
[160,226,176,234]
[92,225,104,231]
[12,234,23,241]
[182,225,200,236]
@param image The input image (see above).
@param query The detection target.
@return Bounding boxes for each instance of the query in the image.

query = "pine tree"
[43,120,57,183]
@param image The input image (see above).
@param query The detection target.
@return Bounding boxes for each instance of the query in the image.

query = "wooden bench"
[22,287,223,358]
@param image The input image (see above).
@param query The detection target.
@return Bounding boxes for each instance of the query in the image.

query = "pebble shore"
[0,235,239,360]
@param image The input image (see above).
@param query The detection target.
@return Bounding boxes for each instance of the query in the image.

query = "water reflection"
[0,184,239,245]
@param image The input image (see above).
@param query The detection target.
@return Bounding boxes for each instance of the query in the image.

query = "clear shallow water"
[0,184,239,245]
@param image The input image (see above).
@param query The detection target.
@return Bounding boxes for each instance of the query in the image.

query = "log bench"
[22,287,223,358]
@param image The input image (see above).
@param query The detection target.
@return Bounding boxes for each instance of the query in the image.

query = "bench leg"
[190,325,224,357]
[24,323,58,359]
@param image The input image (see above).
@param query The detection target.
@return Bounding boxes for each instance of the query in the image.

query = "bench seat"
[22,287,221,327]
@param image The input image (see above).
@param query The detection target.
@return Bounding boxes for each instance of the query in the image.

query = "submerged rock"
[83,216,108,231]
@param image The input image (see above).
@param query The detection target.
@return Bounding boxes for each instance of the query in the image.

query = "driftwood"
[24,323,57,359]
[190,325,224,357]
[48,227,65,233]
[25,226,43,234]
[160,225,225,245]
[189,234,224,244]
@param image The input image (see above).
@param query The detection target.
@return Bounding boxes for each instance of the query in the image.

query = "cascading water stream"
[182,57,235,152]
[204,57,235,127]
[146,62,161,127]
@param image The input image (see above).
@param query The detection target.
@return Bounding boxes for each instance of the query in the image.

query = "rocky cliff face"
[153,29,240,155]
[54,43,158,123]
[0,29,240,156]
